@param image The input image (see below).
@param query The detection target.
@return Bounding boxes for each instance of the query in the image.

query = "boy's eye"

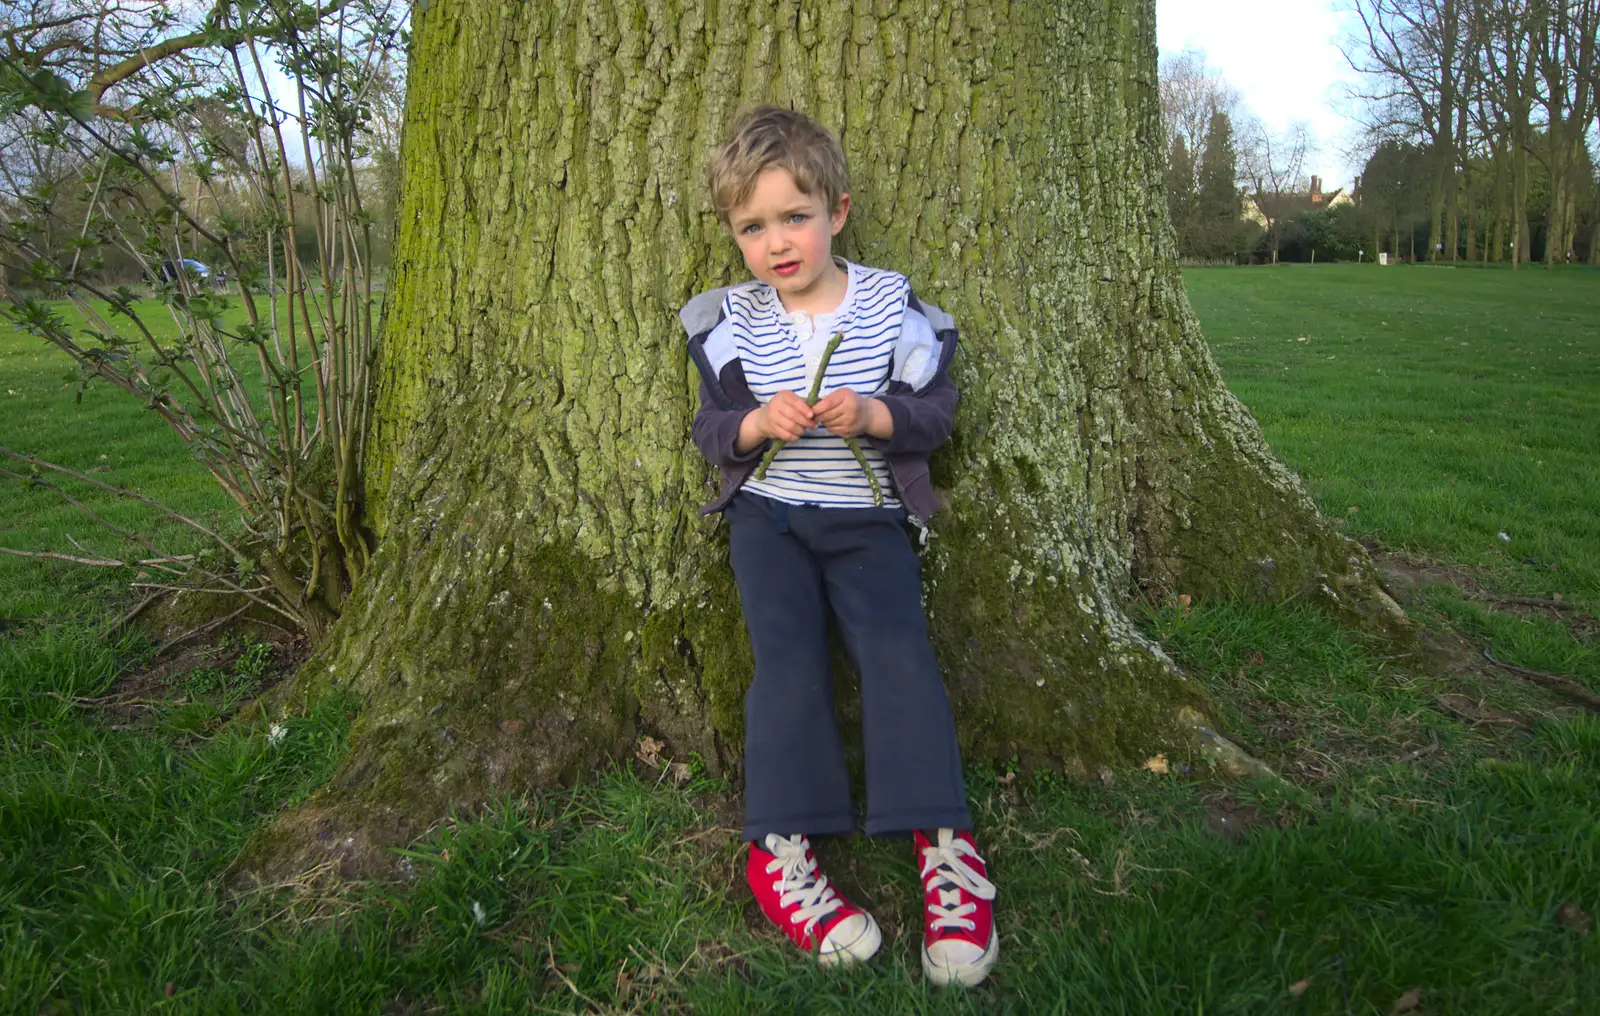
[740,223,762,235]
[786,213,809,224]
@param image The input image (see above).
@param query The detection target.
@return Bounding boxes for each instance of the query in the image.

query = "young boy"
[679,107,998,987]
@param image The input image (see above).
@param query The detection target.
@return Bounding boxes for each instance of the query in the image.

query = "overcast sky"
[1156,0,1364,188]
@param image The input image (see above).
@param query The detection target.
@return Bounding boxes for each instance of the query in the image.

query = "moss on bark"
[243,0,1400,880]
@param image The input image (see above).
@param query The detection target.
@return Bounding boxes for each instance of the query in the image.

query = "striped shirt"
[732,261,907,509]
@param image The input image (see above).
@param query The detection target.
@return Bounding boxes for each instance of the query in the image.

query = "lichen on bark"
[243,0,1399,881]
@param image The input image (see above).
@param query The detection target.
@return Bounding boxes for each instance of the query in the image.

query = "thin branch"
[82,0,355,121]
[0,547,194,569]
[0,446,249,578]
[151,603,252,657]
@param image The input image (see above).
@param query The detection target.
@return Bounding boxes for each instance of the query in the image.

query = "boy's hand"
[761,389,815,440]
[737,389,814,452]
[814,388,893,440]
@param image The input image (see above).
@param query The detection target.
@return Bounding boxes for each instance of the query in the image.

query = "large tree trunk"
[243,0,1399,880]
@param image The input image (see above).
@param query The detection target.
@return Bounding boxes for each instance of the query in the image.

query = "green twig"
[844,438,885,506]
[755,334,839,478]
[751,333,884,506]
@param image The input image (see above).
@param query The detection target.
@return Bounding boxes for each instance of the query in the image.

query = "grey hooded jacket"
[679,279,960,524]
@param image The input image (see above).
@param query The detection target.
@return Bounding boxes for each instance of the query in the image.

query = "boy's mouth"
[771,260,802,278]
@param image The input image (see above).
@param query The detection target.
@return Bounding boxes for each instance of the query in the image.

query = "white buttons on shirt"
[784,309,841,392]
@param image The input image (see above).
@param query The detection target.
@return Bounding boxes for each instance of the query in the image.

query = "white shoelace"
[764,834,845,938]
[920,829,997,933]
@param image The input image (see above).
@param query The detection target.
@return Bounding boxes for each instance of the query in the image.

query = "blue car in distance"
[153,258,223,285]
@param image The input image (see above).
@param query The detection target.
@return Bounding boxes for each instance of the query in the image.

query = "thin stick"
[753,334,884,505]
[109,593,163,632]
[756,334,842,479]
[40,692,162,710]
[152,604,253,658]
[0,548,194,569]
[0,447,252,563]
[843,437,885,507]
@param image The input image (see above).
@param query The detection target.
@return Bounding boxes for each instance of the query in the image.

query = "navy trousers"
[726,492,971,841]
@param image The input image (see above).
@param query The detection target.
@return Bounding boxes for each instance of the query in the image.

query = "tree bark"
[1590,188,1600,264]
[240,0,1401,881]
[1464,160,1477,262]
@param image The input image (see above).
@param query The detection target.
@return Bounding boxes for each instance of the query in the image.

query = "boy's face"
[727,167,850,307]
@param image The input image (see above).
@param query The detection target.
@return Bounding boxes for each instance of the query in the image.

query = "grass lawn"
[1187,263,1600,604]
[2,266,1598,1014]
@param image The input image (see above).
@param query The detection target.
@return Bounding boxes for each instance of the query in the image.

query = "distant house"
[1243,175,1352,227]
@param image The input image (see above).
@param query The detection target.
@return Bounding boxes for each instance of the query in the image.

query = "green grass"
[0,296,327,620]
[3,266,1599,1013]
[1185,263,1600,606]
[4,609,1596,1013]
[0,309,224,619]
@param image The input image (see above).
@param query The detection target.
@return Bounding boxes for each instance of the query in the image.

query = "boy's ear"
[830,193,851,236]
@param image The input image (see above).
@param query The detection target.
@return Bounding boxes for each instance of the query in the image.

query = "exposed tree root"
[1482,649,1600,712]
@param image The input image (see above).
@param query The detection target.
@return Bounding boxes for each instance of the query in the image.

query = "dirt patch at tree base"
[1202,795,1276,842]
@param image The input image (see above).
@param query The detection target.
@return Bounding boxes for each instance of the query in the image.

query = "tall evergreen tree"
[1166,135,1197,256]
[1194,111,1242,260]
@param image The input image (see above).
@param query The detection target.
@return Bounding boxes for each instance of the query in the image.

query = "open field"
[2,265,1597,1013]
[1187,263,1599,606]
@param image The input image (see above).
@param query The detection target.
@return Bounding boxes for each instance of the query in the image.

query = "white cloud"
[1157,0,1364,187]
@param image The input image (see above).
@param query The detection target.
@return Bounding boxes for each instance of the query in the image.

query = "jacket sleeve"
[870,308,959,459]
[692,380,767,467]
[871,375,958,457]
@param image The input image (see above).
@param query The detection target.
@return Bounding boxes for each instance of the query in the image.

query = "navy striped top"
[731,261,908,509]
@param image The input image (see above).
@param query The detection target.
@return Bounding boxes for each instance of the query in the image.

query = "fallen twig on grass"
[545,936,603,1011]
[39,691,161,710]
[151,603,253,659]
[1482,648,1600,712]
[0,547,196,569]
[1432,693,1531,731]
[109,592,163,632]
[0,449,305,630]
[1399,731,1442,762]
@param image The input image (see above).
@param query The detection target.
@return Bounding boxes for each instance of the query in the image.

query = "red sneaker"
[747,834,881,965]
[916,828,998,986]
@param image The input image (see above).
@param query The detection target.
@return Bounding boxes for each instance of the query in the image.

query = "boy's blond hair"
[708,106,849,225]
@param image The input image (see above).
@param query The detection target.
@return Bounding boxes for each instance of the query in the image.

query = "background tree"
[1159,48,1244,261]
[1344,0,1600,266]
[1165,133,1198,256]
[1191,110,1247,261]
[1588,163,1600,263]
[1359,139,1431,257]
[1528,0,1598,266]
[237,0,1399,878]
[1278,207,1364,263]
[1344,0,1472,261]
[1160,48,1241,157]
[1241,118,1313,263]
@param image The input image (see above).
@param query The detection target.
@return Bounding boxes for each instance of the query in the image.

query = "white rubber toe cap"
[923,928,999,986]
[818,912,882,966]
